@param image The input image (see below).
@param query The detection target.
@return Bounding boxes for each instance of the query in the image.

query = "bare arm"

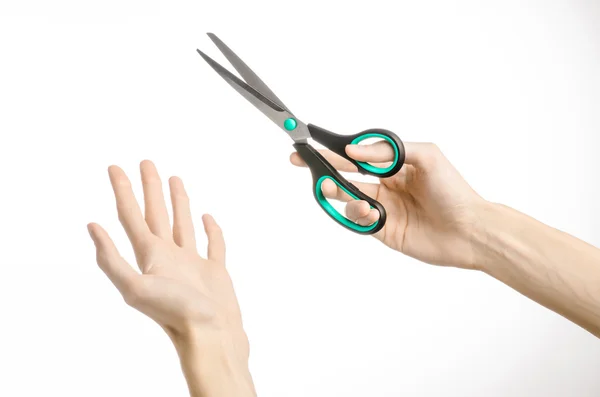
[291,142,600,337]
[474,202,600,337]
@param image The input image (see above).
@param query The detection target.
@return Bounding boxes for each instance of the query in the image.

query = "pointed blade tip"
[207,33,222,46]
[196,48,211,61]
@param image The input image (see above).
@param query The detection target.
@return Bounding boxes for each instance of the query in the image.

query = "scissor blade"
[197,48,311,143]
[207,33,289,112]
[197,48,290,124]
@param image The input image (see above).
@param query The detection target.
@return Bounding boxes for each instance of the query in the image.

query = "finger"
[345,141,445,172]
[108,165,150,247]
[202,214,225,263]
[289,150,358,173]
[140,160,172,240]
[355,209,380,226]
[390,142,444,169]
[402,142,438,168]
[290,142,445,174]
[320,179,380,202]
[88,223,139,295]
[345,140,396,163]
[169,176,196,249]
[321,178,353,202]
[345,202,380,226]
[345,200,371,221]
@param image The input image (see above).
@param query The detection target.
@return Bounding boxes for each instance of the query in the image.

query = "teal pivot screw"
[284,118,297,131]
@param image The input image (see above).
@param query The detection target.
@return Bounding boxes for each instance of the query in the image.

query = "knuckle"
[425,142,440,154]
[95,251,110,267]
[122,280,146,307]
[421,142,442,165]
[116,178,132,188]
[135,242,154,263]
[176,192,190,202]
[146,177,162,187]
[117,204,135,220]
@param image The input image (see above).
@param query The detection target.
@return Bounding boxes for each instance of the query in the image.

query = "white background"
[1,0,600,396]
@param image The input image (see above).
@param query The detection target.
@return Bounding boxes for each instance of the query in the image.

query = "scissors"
[197,33,405,235]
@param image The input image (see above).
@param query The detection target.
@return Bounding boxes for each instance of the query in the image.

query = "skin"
[89,143,600,395]
[290,142,600,337]
[291,141,483,268]
[88,160,256,397]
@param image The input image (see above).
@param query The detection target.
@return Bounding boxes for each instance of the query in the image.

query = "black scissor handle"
[293,143,386,235]
[307,124,405,178]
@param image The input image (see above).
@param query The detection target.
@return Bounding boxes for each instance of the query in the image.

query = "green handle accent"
[315,176,379,233]
[351,133,399,175]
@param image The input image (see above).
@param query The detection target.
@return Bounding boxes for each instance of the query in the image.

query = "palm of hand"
[374,159,482,268]
[130,237,241,333]
[88,161,244,343]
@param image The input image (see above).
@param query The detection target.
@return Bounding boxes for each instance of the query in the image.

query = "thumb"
[348,141,445,171]
[88,223,139,296]
[345,141,396,163]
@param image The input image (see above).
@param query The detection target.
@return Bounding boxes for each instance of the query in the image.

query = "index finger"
[108,165,150,246]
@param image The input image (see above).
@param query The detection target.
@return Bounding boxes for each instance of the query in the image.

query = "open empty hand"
[87,160,254,396]
[88,160,243,339]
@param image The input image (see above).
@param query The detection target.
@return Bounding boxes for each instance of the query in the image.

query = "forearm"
[472,201,600,337]
[171,329,256,397]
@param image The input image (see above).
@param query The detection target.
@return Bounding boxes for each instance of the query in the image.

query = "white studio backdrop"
[0,0,599,396]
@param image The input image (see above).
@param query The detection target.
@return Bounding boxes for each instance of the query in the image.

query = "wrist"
[171,324,255,397]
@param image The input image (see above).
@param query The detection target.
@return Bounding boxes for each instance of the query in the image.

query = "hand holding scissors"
[197,33,405,234]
